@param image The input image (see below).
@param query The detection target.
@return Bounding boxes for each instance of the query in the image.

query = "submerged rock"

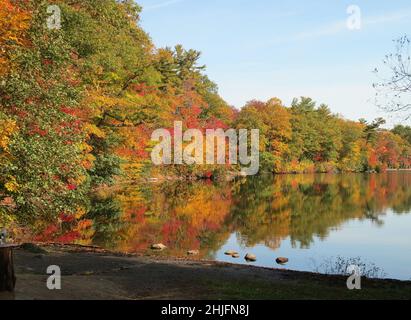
[244,253,257,262]
[224,250,238,256]
[276,257,289,264]
[187,250,199,256]
[151,243,167,251]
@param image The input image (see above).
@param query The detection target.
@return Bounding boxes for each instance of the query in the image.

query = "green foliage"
[90,154,121,186]
[392,125,411,145]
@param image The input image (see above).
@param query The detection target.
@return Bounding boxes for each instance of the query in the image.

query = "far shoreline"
[127,168,411,185]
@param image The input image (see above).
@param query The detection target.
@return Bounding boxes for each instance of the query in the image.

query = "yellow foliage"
[0,0,31,75]
[74,219,95,246]
[4,176,19,192]
[75,207,87,219]
[84,123,106,139]
[76,142,93,153]
[0,118,17,151]
[74,174,88,186]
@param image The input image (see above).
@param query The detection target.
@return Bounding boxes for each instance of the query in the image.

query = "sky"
[136,0,411,127]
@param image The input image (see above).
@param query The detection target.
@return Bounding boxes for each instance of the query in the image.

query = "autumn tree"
[1,0,91,222]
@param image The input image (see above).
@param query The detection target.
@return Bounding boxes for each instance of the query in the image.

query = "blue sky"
[136,0,411,126]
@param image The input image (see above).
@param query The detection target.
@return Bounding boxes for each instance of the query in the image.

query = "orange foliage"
[0,0,30,74]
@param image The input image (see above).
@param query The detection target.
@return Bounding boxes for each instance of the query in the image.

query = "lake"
[45,171,411,280]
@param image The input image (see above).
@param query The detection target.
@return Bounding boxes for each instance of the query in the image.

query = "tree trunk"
[0,247,16,292]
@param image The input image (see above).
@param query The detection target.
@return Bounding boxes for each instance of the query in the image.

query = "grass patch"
[203,275,411,300]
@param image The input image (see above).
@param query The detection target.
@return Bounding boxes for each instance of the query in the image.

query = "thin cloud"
[259,21,345,47]
[144,0,185,11]
[293,21,346,41]
[277,8,411,43]
[364,10,411,26]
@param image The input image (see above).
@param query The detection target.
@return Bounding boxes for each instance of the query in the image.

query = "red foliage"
[42,59,53,66]
[29,124,48,137]
[368,152,378,168]
[126,207,146,223]
[55,231,80,243]
[60,212,75,223]
[60,106,77,116]
[130,83,156,96]
[66,183,77,191]
[161,218,183,243]
[34,224,58,241]
[204,117,229,130]
[204,171,213,179]
[314,153,323,162]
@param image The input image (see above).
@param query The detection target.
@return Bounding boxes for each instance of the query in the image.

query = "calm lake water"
[51,172,411,280]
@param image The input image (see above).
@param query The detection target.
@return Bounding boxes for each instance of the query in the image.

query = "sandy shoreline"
[0,243,409,300]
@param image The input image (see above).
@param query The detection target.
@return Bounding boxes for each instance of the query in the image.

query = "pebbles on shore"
[245,253,257,262]
[276,257,289,264]
[151,243,167,251]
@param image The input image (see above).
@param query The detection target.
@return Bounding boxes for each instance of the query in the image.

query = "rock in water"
[244,253,257,262]
[276,257,289,264]
[232,253,240,258]
[187,250,199,256]
[224,250,238,256]
[151,243,167,251]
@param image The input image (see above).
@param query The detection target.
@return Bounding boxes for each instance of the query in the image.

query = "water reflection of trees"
[87,181,233,256]
[26,172,411,255]
[230,172,411,249]
[93,172,411,253]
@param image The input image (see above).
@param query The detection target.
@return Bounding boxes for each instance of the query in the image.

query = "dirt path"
[3,244,411,300]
